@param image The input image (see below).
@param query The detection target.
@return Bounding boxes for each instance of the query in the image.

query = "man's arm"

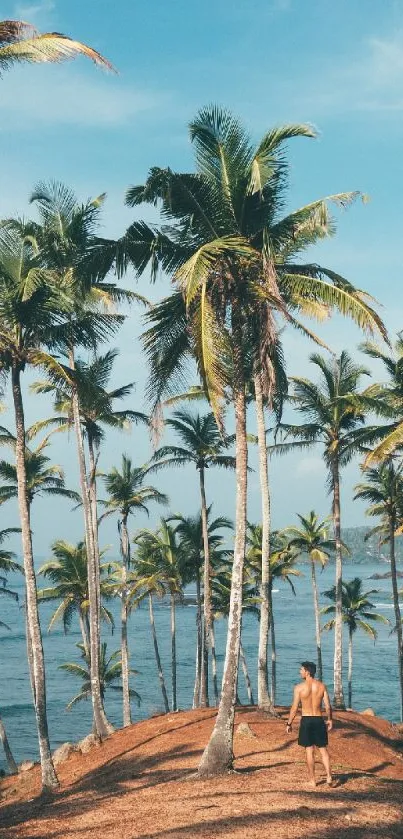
[286,685,300,732]
[323,686,333,731]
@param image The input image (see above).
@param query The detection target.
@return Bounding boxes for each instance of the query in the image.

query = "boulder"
[235,722,256,738]
[18,760,35,773]
[77,733,100,754]
[53,742,76,766]
[361,708,376,717]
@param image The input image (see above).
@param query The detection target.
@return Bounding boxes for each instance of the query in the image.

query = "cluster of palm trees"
[0,13,402,793]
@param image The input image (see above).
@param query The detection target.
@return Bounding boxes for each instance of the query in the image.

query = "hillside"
[1,707,402,839]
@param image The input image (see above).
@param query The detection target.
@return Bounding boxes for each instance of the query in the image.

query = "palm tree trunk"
[193,566,202,709]
[78,608,90,658]
[71,379,113,739]
[239,641,254,705]
[171,592,177,712]
[348,626,353,710]
[199,466,210,708]
[120,516,131,727]
[0,712,17,775]
[332,457,346,709]
[149,593,169,713]
[210,617,219,705]
[254,373,276,715]
[270,582,276,705]
[87,437,101,634]
[311,559,323,681]
[389,513,403,721]
[25,616,36,703]
[198,330,248,777]
[11,364,58,790]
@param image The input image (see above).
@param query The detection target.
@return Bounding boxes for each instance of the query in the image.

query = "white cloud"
[0,66,164,129]
[14,1,55,23]
[288,31,403,117]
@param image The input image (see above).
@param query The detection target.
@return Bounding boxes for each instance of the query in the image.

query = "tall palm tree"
[133,537,173,713]
[124,106,385,775]
[0,20,114,72]
[0,527,22,775]
[135,520,183,712]
[37,541,114,657]
[59,642,140,711]
[0,222,91,788]
[101,456,167,726]
[322,578,388,709]
[354,462,403,720]
[150,410,235,706]
[275,351,372,708]
[246,525,300,703]
[25,181,144,741]
[170,510,233,706]
[32,348,148,730]
[282,512,339,680]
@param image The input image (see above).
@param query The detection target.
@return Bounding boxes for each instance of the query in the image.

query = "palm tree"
[275,351,372,708]
[0,527,22,774]
[150,410,235,706]
[0,19,114,72]
[170,510,233,706]
[322,578,388,709]
[32,349,148,733]
[59,642,140,711]
[0,222,90,788]
[282,512,339,680]
[101,456,167,726]
[354,462,403,720]
[37,541,114,657]
[21,179,147,743]
[0,433,79,507]
[133,539,171,713]
[124,106,385,775]
[246,525,300,703]
[135,520,183,712]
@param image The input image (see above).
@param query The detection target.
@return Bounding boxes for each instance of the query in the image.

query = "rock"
[18,761,35,773]
[77,733,100,754]
[361,708,376,717]
[235,722,256,738]
[53,742,76,766]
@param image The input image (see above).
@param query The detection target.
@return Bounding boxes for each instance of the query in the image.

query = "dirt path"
[1,708,402,839]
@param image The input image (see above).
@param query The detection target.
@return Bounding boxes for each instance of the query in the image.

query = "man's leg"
[305,746,316,788]
[318,747,332,783]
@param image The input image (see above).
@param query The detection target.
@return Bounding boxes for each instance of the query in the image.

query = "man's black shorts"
[298,716,328,748]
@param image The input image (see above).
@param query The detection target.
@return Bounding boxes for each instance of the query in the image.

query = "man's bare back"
[297,677,327,717]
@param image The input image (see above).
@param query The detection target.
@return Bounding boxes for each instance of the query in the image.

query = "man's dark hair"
[301,661,316,677]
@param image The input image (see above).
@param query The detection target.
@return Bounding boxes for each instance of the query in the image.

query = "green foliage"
[321,577,388,638]
[37,540,114,634]
[59,642,140,711]
[126,106,384,423]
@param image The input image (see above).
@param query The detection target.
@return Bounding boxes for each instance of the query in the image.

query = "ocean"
[0,557,401,772]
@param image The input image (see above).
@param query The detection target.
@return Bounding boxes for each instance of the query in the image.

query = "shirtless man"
[286,661,333,788]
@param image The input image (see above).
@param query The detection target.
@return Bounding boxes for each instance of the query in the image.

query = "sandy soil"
[1,707,403,839]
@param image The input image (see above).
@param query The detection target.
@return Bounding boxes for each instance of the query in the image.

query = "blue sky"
[1,0,403,555]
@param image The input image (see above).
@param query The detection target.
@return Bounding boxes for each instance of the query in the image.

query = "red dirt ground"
[1,707,403,839]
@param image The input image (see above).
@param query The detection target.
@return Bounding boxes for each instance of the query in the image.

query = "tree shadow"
[0,742,201,834]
